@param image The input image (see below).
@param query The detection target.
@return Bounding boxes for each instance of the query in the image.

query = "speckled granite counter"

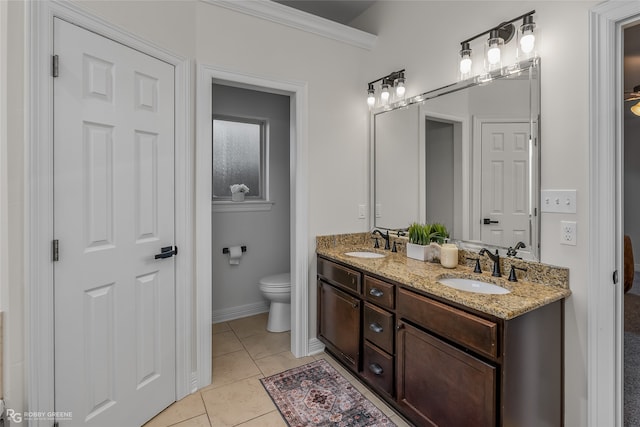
[317,233,571,320]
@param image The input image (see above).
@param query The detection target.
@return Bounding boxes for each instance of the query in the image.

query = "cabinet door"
[397,322,496,427]
[318,280,361,370]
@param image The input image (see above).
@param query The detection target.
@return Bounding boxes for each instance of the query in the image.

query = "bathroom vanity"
[316,234,569,427]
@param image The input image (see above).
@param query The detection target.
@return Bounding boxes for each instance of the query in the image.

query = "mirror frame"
[369,58,541,260]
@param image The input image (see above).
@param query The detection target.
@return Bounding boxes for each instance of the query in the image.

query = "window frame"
[211,114,269,202]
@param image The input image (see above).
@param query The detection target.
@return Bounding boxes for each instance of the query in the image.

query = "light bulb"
[459,42,472,79]
[519,15,536,55]
[367,85,375,108]
[488,44,501,65]
[631,101,640,116]
[395,80,405,97]
[520,33,535,53]
[380,84,390,104]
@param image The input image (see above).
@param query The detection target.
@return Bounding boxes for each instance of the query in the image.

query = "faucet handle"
[372,237,379,249]
[466,257,482,273]
[508,265,528,282]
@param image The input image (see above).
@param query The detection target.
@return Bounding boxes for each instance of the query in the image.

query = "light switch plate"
[541,190,577,213]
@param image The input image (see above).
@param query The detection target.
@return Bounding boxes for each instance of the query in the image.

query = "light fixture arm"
[368,69,406,88]
[460,10,535,47]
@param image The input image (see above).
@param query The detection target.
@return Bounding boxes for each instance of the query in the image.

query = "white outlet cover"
[560,220,577,246]
[541,190,577,213]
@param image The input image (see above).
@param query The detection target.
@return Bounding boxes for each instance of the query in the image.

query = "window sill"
[212,200,275,213]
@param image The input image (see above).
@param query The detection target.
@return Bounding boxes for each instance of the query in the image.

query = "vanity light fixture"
[458,10,535,80]
[625,84,640,116]
[366,69,406,109]
[631,102,640,116]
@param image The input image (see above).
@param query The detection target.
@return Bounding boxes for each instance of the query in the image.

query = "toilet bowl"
[259,272,291,332]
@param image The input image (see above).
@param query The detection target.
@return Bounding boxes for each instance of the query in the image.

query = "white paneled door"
[53,18,176,426]
[480,121,531,249]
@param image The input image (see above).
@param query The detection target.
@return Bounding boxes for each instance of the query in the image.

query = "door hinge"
[54,422,59,427]
[52,54,59,78]
[52,239,59,262]
[613,270,619,285]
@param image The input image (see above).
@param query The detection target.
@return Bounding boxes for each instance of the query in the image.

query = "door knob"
[155,246,178,259]
[483,218,499,225]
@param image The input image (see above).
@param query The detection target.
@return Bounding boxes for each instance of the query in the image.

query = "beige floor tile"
[240,332,291,360]
[209,350,262,389]
[235,411,286,427]
[363,390,399,418]
[228,313,269,338]
[254,351,315,377]
[202,377,276,426]
[170,414,212,427]
[212,331,243,358]
[212,322,230,334]
[144,392,206,427]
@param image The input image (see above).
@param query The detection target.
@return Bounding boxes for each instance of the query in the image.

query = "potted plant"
[407,222,450,261]
[230,184,250,202]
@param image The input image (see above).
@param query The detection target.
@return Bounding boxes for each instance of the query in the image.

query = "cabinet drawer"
[397,288,498,359]
[362,342,394,397]
[363,303,394,354]
[318,258,361,294]
[364,276,395,310]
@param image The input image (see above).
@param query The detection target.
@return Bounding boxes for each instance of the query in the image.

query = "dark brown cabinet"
[317,256,563,427]
[318,280,361,370]
[397,321,496,427]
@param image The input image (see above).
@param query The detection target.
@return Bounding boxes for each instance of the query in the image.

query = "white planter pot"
[406,242,441,262]
[231,192,245,202]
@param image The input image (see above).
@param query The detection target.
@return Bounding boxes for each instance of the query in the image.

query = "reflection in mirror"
[373,60,540,260]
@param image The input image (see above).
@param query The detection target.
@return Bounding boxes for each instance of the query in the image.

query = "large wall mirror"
[373,59,540,260]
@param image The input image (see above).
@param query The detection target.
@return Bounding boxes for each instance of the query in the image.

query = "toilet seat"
[259,273,290,289]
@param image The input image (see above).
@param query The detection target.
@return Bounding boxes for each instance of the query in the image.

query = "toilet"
[259,272,291,332]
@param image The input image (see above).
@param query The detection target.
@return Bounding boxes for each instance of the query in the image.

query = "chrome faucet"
[479,248,501,277]
[372,229,390,250]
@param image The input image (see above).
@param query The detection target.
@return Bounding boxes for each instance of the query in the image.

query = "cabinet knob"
[368,363,384,376]
[396,322,405,331]
[369,323,383,333]
[369,288,384,297]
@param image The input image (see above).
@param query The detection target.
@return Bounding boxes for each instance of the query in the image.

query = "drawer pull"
[369,288,384,297]
[369,322,383,333]
[368,363,384,375]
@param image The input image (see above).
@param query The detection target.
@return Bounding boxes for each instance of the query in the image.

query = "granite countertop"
[317,241,571,321]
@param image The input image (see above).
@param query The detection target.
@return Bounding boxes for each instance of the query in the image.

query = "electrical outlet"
[358,204,366,219]
[560,221,577,246]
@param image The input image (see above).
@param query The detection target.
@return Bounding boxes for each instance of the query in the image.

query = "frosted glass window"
[212,117,265,199]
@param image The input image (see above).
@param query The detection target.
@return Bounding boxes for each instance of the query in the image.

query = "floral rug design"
[260,359,396,427]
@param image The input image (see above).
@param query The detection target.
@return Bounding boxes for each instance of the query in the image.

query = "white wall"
[352,1,596,425]
[2,0,370,415]
[211,84,290,317]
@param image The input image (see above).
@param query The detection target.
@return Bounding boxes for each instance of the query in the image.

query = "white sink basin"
[438,277,510,295]
[344,251,386,259]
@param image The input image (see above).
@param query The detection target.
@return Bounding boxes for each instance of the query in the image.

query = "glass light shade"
[631,101,640,116]
[487,42,501,65]
[460,56,472,74]
[520,31,535,53]
[367,88,376,108]
[380,84,390,105]
[459,42,472,81]
[395,79,406,97]
[518,15,536,57]
[484,30,503,72]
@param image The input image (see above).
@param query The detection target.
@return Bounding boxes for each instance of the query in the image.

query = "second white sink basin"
[438,277,510,295]
[344,251,386,259]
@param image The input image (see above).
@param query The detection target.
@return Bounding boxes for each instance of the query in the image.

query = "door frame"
[196,63,309,363]
[589,2,640,425]
[27,1,194,423]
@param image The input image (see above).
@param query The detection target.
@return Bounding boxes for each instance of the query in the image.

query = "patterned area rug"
[261,359,397,427]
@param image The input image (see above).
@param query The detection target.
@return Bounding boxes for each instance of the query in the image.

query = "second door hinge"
[52,239,59,262]
[52,54,59,78]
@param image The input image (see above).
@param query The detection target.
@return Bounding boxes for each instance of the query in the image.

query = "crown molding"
[201,0,377,50]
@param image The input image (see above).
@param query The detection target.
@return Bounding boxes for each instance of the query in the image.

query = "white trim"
[212,302,269,323]
[589,2,640,426]
[201,0,376,51]
[197,63,309,363]
[212,200,274,213]
[308,338,325,356]
[27,1,194,424]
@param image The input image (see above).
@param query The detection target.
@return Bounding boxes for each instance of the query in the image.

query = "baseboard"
[307,338,325,356]
[212,301,269,323]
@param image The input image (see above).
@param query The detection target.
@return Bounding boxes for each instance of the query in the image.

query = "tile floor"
[144,313,412,427]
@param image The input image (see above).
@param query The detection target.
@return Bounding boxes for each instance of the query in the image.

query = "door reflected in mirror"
[373,60,540,260]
